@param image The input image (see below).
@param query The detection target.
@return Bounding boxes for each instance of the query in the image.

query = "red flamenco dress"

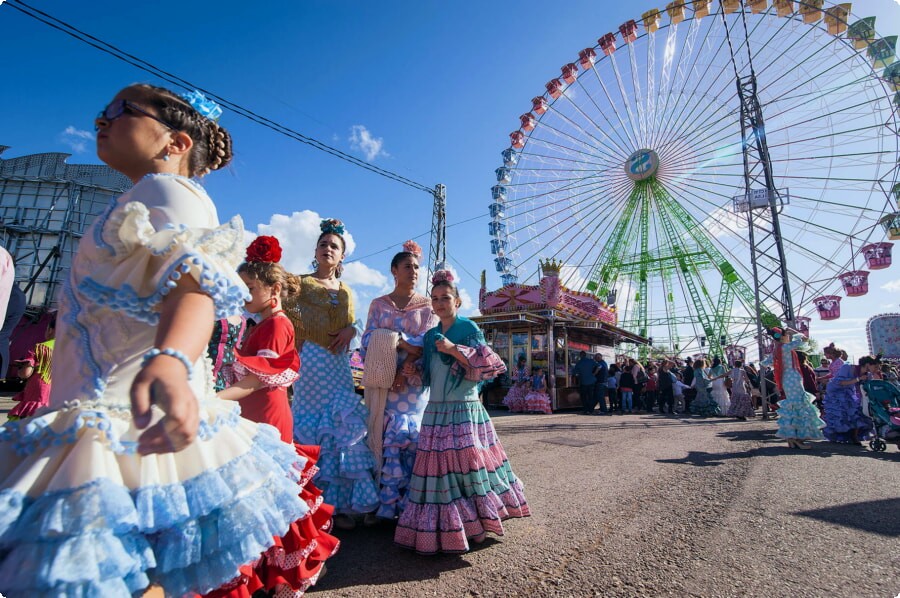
[207,312,339,598]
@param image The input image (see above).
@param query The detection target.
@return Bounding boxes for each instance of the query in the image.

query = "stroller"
[860,379,900,452]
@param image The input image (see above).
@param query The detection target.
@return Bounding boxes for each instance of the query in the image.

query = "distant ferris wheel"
[488,0,900,357]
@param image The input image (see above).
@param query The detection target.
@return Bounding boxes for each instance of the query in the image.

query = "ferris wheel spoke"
[587,63,641,149]
[608,53,644,148]
[524,133,613,165]
[505,175,631,235]
[627,41,648,144]
[651,10,749,152]
[564,74,636,155]
[513,181,635,282]
[542,97,625,159]
[527,122,614,163]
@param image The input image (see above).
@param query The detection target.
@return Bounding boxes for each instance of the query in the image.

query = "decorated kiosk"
[473,259,648,411]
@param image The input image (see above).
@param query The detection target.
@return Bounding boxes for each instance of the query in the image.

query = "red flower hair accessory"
[246,235,283,263]
[431,269,454,285]
[402,240,423,259]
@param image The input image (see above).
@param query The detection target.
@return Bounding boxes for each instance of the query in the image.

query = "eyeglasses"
[95,99,178,132]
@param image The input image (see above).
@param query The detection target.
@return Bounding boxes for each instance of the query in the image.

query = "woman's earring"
[162,152,170,162]
[336,262,344,278]
[270,297,277,308]
[310,259,319,271]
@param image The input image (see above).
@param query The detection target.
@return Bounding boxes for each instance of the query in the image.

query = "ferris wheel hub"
[624,149,659,181]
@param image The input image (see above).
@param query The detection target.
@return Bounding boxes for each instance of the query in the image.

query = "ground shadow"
[655,428,900,467]
[311,521,476,591]
[795,497,900,537]
[496,415,740,436]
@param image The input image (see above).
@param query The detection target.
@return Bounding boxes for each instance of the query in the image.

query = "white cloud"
[349,125,388,162]
[60,126,94,154]
[880,279,900,292]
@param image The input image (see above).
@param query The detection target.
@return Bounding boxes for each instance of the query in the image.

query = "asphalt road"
[312,410,899,598]
[2,397,897,597]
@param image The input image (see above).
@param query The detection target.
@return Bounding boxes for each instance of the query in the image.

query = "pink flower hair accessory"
[431,269,454,285]
[402,240,423,259]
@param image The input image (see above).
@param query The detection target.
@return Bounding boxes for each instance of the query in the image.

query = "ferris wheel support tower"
[724,3,795,419]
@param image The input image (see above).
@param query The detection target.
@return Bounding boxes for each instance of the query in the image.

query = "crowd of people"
[567,351,773,419]
[0,84,530,598]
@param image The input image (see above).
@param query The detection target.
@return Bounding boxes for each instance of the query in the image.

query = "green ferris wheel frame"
[487,0,900,360]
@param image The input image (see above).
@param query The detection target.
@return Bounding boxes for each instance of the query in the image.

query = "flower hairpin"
[431,269,454,285]
[402,240,423,259]
[246,235,282,263]
[180,90,223,122]
[320,218,345,235]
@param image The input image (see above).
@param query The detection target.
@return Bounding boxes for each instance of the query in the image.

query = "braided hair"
[125,84,233,177]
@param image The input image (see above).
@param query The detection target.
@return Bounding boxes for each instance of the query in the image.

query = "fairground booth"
[473,259,648,411]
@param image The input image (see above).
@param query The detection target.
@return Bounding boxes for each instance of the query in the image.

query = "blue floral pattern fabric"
[292,341,379,514]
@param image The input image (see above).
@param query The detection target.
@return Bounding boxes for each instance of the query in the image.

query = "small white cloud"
[349,125,388,162]
[60,126,94,154]
[880,279,900,292]
[342,261,389,289]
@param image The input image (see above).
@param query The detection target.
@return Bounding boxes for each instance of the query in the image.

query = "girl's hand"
[398,339,422,357]
[328,325,356,353]
[391,371,406,391]
[402,360,418,377]
[130,356,199,455]
[435,336,456,355]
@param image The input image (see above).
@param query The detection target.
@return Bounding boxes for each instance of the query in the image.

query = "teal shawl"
[422,315,486,390]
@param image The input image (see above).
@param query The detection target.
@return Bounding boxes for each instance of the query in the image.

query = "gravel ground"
[2,398,897,597]
[311,410,899,598]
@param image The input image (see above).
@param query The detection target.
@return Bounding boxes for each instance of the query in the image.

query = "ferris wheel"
[488,0,900,358]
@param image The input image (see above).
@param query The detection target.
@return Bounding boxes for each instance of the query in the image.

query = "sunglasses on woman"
[95,99,178,131]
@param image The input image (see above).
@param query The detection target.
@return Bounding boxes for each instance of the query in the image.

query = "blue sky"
[3,0,900,360]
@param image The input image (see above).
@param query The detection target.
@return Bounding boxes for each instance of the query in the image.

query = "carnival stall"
[473,259,648,410]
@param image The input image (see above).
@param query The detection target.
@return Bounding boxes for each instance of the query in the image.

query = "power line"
[3,0,435,195]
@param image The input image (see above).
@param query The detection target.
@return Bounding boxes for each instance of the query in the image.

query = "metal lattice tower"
[427,183,447,282]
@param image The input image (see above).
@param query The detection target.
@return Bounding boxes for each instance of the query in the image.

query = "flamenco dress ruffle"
[501,385,527,413]
[689,388,720,417]
[822,384,874,443]
[523,390,552,414]
[376,400,423,519]
[726,390,756,418]
[776,371,826,441]
[394,399,530,554]
[292,342,379,514]
[203,444,339,598]
[0,400,310,598]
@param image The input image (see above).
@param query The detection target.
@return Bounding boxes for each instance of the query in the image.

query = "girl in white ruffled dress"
[0,85,322,597]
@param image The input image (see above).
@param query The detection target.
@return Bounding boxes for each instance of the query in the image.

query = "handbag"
[361,329,400,389]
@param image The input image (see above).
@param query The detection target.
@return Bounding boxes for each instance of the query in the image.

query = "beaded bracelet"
[142,347,194,380]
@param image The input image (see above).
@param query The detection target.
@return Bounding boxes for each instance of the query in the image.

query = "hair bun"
[320,218,345,235]
[431,269,454,285]
[246,235,282,263]
[402,239,423,259]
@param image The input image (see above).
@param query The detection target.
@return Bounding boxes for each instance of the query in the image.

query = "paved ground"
[313,410,899,598]
[2,397,897,597]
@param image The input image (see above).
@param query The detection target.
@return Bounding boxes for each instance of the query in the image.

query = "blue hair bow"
[180,90,223,121]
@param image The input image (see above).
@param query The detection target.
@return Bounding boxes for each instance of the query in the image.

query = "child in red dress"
[214,236,338,597]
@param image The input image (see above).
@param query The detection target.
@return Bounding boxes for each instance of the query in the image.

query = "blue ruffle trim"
[776,393,826,440]
[0,401,242,457]
[0,425,307,597]
[78,248,248,325]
